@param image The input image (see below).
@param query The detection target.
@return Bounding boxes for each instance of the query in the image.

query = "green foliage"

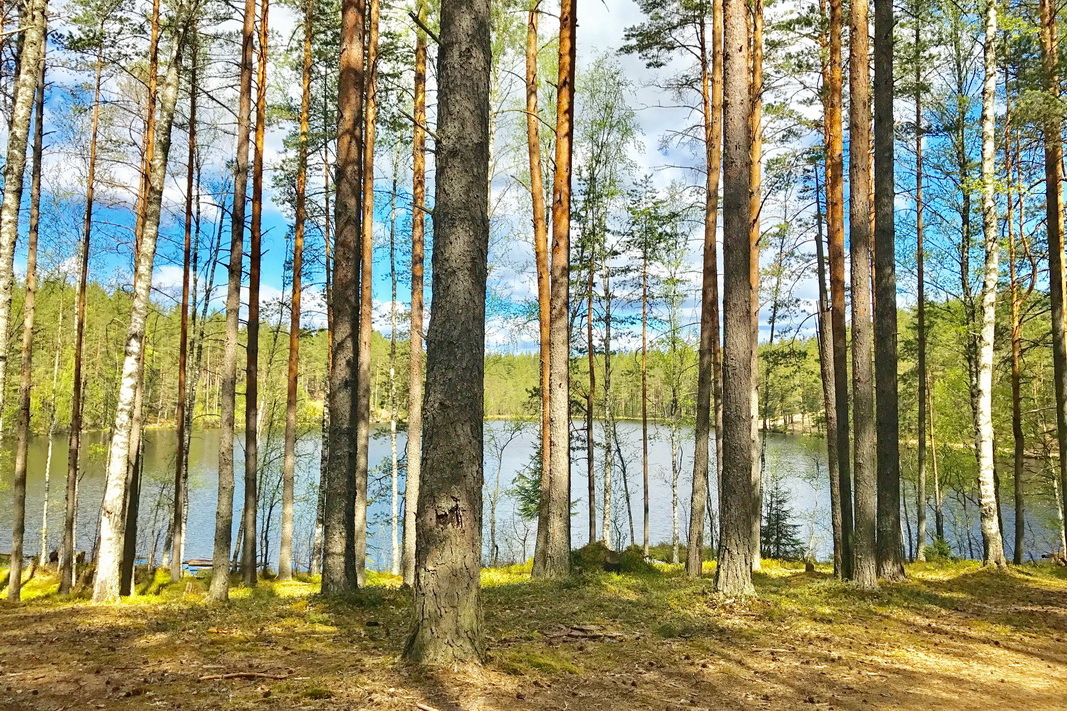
[924,537,956,563]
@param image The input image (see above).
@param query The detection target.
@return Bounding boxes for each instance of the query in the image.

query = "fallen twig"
[199,671,289,681]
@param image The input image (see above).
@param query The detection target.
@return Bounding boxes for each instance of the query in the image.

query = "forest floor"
[0,560,1065,710]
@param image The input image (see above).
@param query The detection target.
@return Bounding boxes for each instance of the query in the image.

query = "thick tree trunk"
[873,0,904,581]
[322,0,364,595]
[975,0,1006,567]
[404,0,490,665]
[687,4,723,577]
[714,0,755,596]
[7,53,44,602]
[1040,0,1067,554]
[212,0,256,602]
[61,41,103,596]
[278,0,312,581]
[0,0,46,449]
[825,0,853,580]
[535,0,576,579]
[402,0,427,588]
[353,0,380,587]
[848,0,877,589]
[93,9,195,602]
[748,0,763,573]
[242,0,270,588]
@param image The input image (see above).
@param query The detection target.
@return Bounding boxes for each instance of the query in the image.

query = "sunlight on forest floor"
[1,560,1065,709]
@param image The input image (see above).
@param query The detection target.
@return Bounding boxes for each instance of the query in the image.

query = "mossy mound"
[570,542,659,575]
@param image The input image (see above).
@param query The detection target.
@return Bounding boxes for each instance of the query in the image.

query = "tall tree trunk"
[353,0,380,587]
[1040,0,1067,554]
[525,0,555,575]
[93,6,196,602]
[40,298,63,567]
[928,375,945,540]
[714,0,755,596]
[322,0,364,595]
[7,52,44,602]
[403,0,490,665]
[0,0,46,449]
[535,0,576,579]
[813,168,842,575]
[586,251,596,543]
[278,0,312,582]
[825,0,853,580]
[171,33,198,583]
[873,0,904,581]
[975,0,1006,567]
[61,39,103,596]
[241,0,270,588]
[748,0,763,573]
[402,0,427,588]
[212,0,256,602]
[688,2,723,577]
[849,0,877,589]
[641,252,651,556]
[914,12,927,563]
[388,172,400,576]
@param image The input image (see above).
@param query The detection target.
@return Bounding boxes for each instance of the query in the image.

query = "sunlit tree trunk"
[849,0,877,589]
[975,0,1006,567]
[0,0,46,449]
[1040,0,1067,552]
[40,300,63,567]
[914,12,927,563]
[212,0,256,602]
[353,0,380,587]
[404,0,490,665]
[322,0,364,594]
[241,0,270,588]
[171,32,198,584]
[93,6,196,602]
[748,0,763,573]
[535,0,576,579]
[688,2,723,577]
[388,172,400,576]
[586,248,596,543]
[402,0,427,588]
[7,52,44,602]
[824,0,853,580]
[61,38,103,596]
[525,0,555,574]
[279,0,312,581]
[715,0,755,596]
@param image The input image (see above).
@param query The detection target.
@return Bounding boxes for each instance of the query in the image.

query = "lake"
[0,421,1062,571]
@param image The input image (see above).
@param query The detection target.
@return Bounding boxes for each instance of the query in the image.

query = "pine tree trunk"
[1040,0,1067,556]
[687,4,723,577]
[212,0,256,602]
[586,253,596,543]
[171,34,198,584]
[748,0,763,573]
[7,52,44,602]
[322,0,364,595]
[402,0,427,588]
[914,12,927,563]
[975,0,1006,567]
[537,0,576,579]
[642,254,650,557]
[353,0,380,587]
[61,39,103,596]
[93,6,196,602]
[849,0,878,589]
[873,0,904,581]
[824,0,853,580]
[404,0,490,665]
[526,0,555,576]
[279,0,312,582]
[714,0,755,596]
[242,0,270,588]
[388,173,400,576]
[40,301,63,567]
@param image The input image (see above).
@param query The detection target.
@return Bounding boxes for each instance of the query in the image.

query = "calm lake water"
[0,422,1062,571]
